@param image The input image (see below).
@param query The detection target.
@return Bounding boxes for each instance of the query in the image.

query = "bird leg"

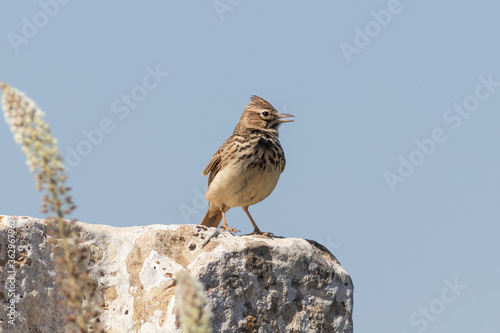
[219,209,240,233]
[242,206,271,236]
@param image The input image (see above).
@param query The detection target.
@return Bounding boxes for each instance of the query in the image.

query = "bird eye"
[262,111,269,117]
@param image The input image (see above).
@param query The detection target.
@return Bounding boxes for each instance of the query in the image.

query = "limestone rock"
[0,216,353,332]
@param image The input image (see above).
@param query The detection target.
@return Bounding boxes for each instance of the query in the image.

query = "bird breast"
[205,135,285,208]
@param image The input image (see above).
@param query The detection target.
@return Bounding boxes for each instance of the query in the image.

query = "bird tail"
[201,209,222,228]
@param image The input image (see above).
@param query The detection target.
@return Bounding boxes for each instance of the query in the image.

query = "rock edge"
[0,215,353,333]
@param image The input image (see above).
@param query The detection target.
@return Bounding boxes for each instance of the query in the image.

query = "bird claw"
[219,225,240,233]
[250,230,274,238]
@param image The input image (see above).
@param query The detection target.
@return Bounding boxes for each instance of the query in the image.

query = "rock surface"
[0,216,353,333]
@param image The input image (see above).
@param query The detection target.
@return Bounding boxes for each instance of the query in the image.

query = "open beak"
[275,113,295,124]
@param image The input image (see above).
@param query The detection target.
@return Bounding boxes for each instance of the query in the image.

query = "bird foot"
[219,225,240,233]
[250,230,274,238]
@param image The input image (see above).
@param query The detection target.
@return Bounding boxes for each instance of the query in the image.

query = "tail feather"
[201,209,222,228]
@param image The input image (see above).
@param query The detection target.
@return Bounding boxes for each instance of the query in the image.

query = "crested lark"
[200,95,294,235]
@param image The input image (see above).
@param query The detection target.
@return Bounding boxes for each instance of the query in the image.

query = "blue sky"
[1,1,499,332]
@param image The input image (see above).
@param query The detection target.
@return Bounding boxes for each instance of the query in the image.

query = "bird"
[200,95,294,235]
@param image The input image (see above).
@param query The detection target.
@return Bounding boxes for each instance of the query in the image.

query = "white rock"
[0,216,353,332]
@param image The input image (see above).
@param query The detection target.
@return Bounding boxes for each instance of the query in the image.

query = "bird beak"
[275,113,295,124]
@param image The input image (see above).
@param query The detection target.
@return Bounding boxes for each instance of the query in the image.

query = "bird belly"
[205,162,281,209]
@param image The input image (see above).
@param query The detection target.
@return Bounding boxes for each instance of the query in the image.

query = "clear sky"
[1,1,499,332]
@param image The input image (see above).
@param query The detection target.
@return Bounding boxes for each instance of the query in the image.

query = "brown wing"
[202,135,240,186]
[202,143,225,187]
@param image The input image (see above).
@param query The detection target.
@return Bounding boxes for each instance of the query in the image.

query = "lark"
[200,95,294,235]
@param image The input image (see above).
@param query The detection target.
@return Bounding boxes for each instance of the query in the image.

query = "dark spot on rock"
[244,245,273,282]
[125,310,129,315]
[244,301,254,314]
[153,227,201,267]
[189,243,196,251]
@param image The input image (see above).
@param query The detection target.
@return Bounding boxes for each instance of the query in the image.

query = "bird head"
[235,95,294,134]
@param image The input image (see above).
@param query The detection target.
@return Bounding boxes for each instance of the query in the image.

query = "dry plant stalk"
[1,83,102,332]
[175,271,213,333]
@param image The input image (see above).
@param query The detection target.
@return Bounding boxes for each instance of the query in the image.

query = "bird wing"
[202,145,224,187]
[202,134,241,186]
